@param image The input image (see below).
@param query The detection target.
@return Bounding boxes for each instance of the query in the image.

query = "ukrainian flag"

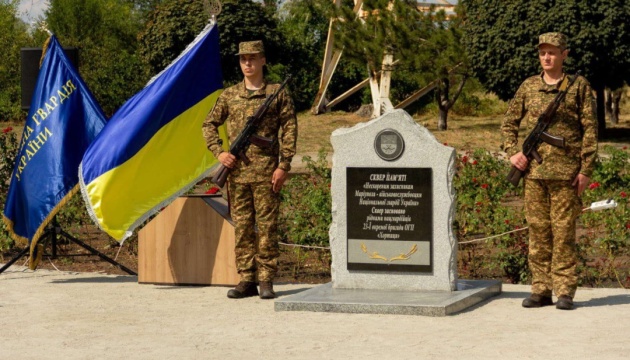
[79,24,226,241]
[3,35,107,253]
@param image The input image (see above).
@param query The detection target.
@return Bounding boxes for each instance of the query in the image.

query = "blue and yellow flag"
[3,35,107,251]
[79,24,226,241]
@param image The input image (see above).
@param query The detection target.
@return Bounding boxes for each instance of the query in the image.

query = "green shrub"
[0,125,18,251]
[578,146,630,287]
[451,78,508,117]
[454,149,529,283]
[279,149,331,247]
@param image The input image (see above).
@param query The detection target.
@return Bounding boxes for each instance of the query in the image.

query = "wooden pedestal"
[138,196,239,286]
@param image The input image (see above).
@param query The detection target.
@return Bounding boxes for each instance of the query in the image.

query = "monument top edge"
[330,109,452,151]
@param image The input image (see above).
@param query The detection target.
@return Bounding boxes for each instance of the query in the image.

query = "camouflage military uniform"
[202,81,297,282]
[502,72,597,298]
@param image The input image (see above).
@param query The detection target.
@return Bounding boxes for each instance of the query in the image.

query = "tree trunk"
[611,89,622,125]
[595,86,606,138]
[605,88,613,122]
[436,76,467,131]
[438,106,449,131]
[437,78,450,131]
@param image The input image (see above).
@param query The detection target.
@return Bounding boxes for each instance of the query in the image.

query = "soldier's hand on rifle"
[572,173,590,196]
[218,152,236,169]
[271,168,287,193]
[510,152,529,171]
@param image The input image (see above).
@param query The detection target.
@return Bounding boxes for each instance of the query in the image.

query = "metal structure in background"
[312,0,459,117]
[0,217,137,275]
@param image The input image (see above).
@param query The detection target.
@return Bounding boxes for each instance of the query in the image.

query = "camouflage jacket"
[202,80,298,183]
[501,73,598,180]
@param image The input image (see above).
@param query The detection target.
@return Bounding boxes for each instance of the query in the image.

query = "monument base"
[275,279,501,317]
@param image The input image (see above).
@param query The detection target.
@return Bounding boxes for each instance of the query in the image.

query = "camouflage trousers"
[524,178,581,298]
[228,180,280,282]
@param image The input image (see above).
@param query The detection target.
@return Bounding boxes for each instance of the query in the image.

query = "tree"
[426,10,469,130]
[45,0,148,115]
[274,0,340,111]
[605,88,623,125]
[460,0,630,134]
[330,1,467,125]
[139,0,282,87]
[0,0,37,121]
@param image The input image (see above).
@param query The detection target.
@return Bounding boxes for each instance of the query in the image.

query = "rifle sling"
[557,75,570,92]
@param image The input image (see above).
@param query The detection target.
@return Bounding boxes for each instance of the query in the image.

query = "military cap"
[236,40,265,55]
[538,32,568,50]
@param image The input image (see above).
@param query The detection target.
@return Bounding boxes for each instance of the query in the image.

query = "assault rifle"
[506,72,580,186]
[211,76,291,187]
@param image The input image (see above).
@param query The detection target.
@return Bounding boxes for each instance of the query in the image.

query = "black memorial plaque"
[346,167,432,272]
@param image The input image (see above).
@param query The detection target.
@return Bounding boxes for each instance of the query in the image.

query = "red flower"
[443,142,448,146]
[621,191,627,198]
[515,225,521,230]
[472,178,477,183]
[2,127,12,133]
[205,187,220,195]
[588,182,600,190]
[472,160,478,165]
[505,220,510,224]
[462,156,468,163]
[481,183,488,189]
[475,201,482,206]
[623,146,628,150]
[475,209,480,213]
[626,223,630,229]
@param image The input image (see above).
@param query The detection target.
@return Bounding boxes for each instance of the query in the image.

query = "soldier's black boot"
[259,281,276,299]
[227,281,259,299]
[556,295,574,310]
[522,294,553,308]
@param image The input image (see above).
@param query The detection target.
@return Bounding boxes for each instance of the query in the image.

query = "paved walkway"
[1,265,629,359]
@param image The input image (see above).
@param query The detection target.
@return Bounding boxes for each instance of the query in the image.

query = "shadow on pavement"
[276,287,312,297]
[578,294,630,308]
[453,290,529,315]
[51,276,137,284]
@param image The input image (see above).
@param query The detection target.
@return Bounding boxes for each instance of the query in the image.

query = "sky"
[17,0,49,24]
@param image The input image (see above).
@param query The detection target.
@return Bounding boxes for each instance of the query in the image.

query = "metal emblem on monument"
[204,0,222,23]
[374,128,404,161]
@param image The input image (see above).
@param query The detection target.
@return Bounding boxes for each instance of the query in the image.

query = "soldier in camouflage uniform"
[502,33,597,310]
[202,40,297,299]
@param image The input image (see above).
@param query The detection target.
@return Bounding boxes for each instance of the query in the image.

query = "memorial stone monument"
[276,110,501,316]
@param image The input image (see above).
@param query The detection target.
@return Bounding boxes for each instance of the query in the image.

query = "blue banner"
[3,35,107,250]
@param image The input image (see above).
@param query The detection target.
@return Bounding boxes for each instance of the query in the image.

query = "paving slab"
[2,266,630,359]
[275,279,502,316]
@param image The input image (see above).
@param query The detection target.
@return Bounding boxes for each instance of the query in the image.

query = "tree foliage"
[274,0,366,111]
[460,0,630,100]
[139,0,282,87]
[329,1,468,119]
[334,1,423,75]
[0,0,37,121]
[45,0,149,115]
